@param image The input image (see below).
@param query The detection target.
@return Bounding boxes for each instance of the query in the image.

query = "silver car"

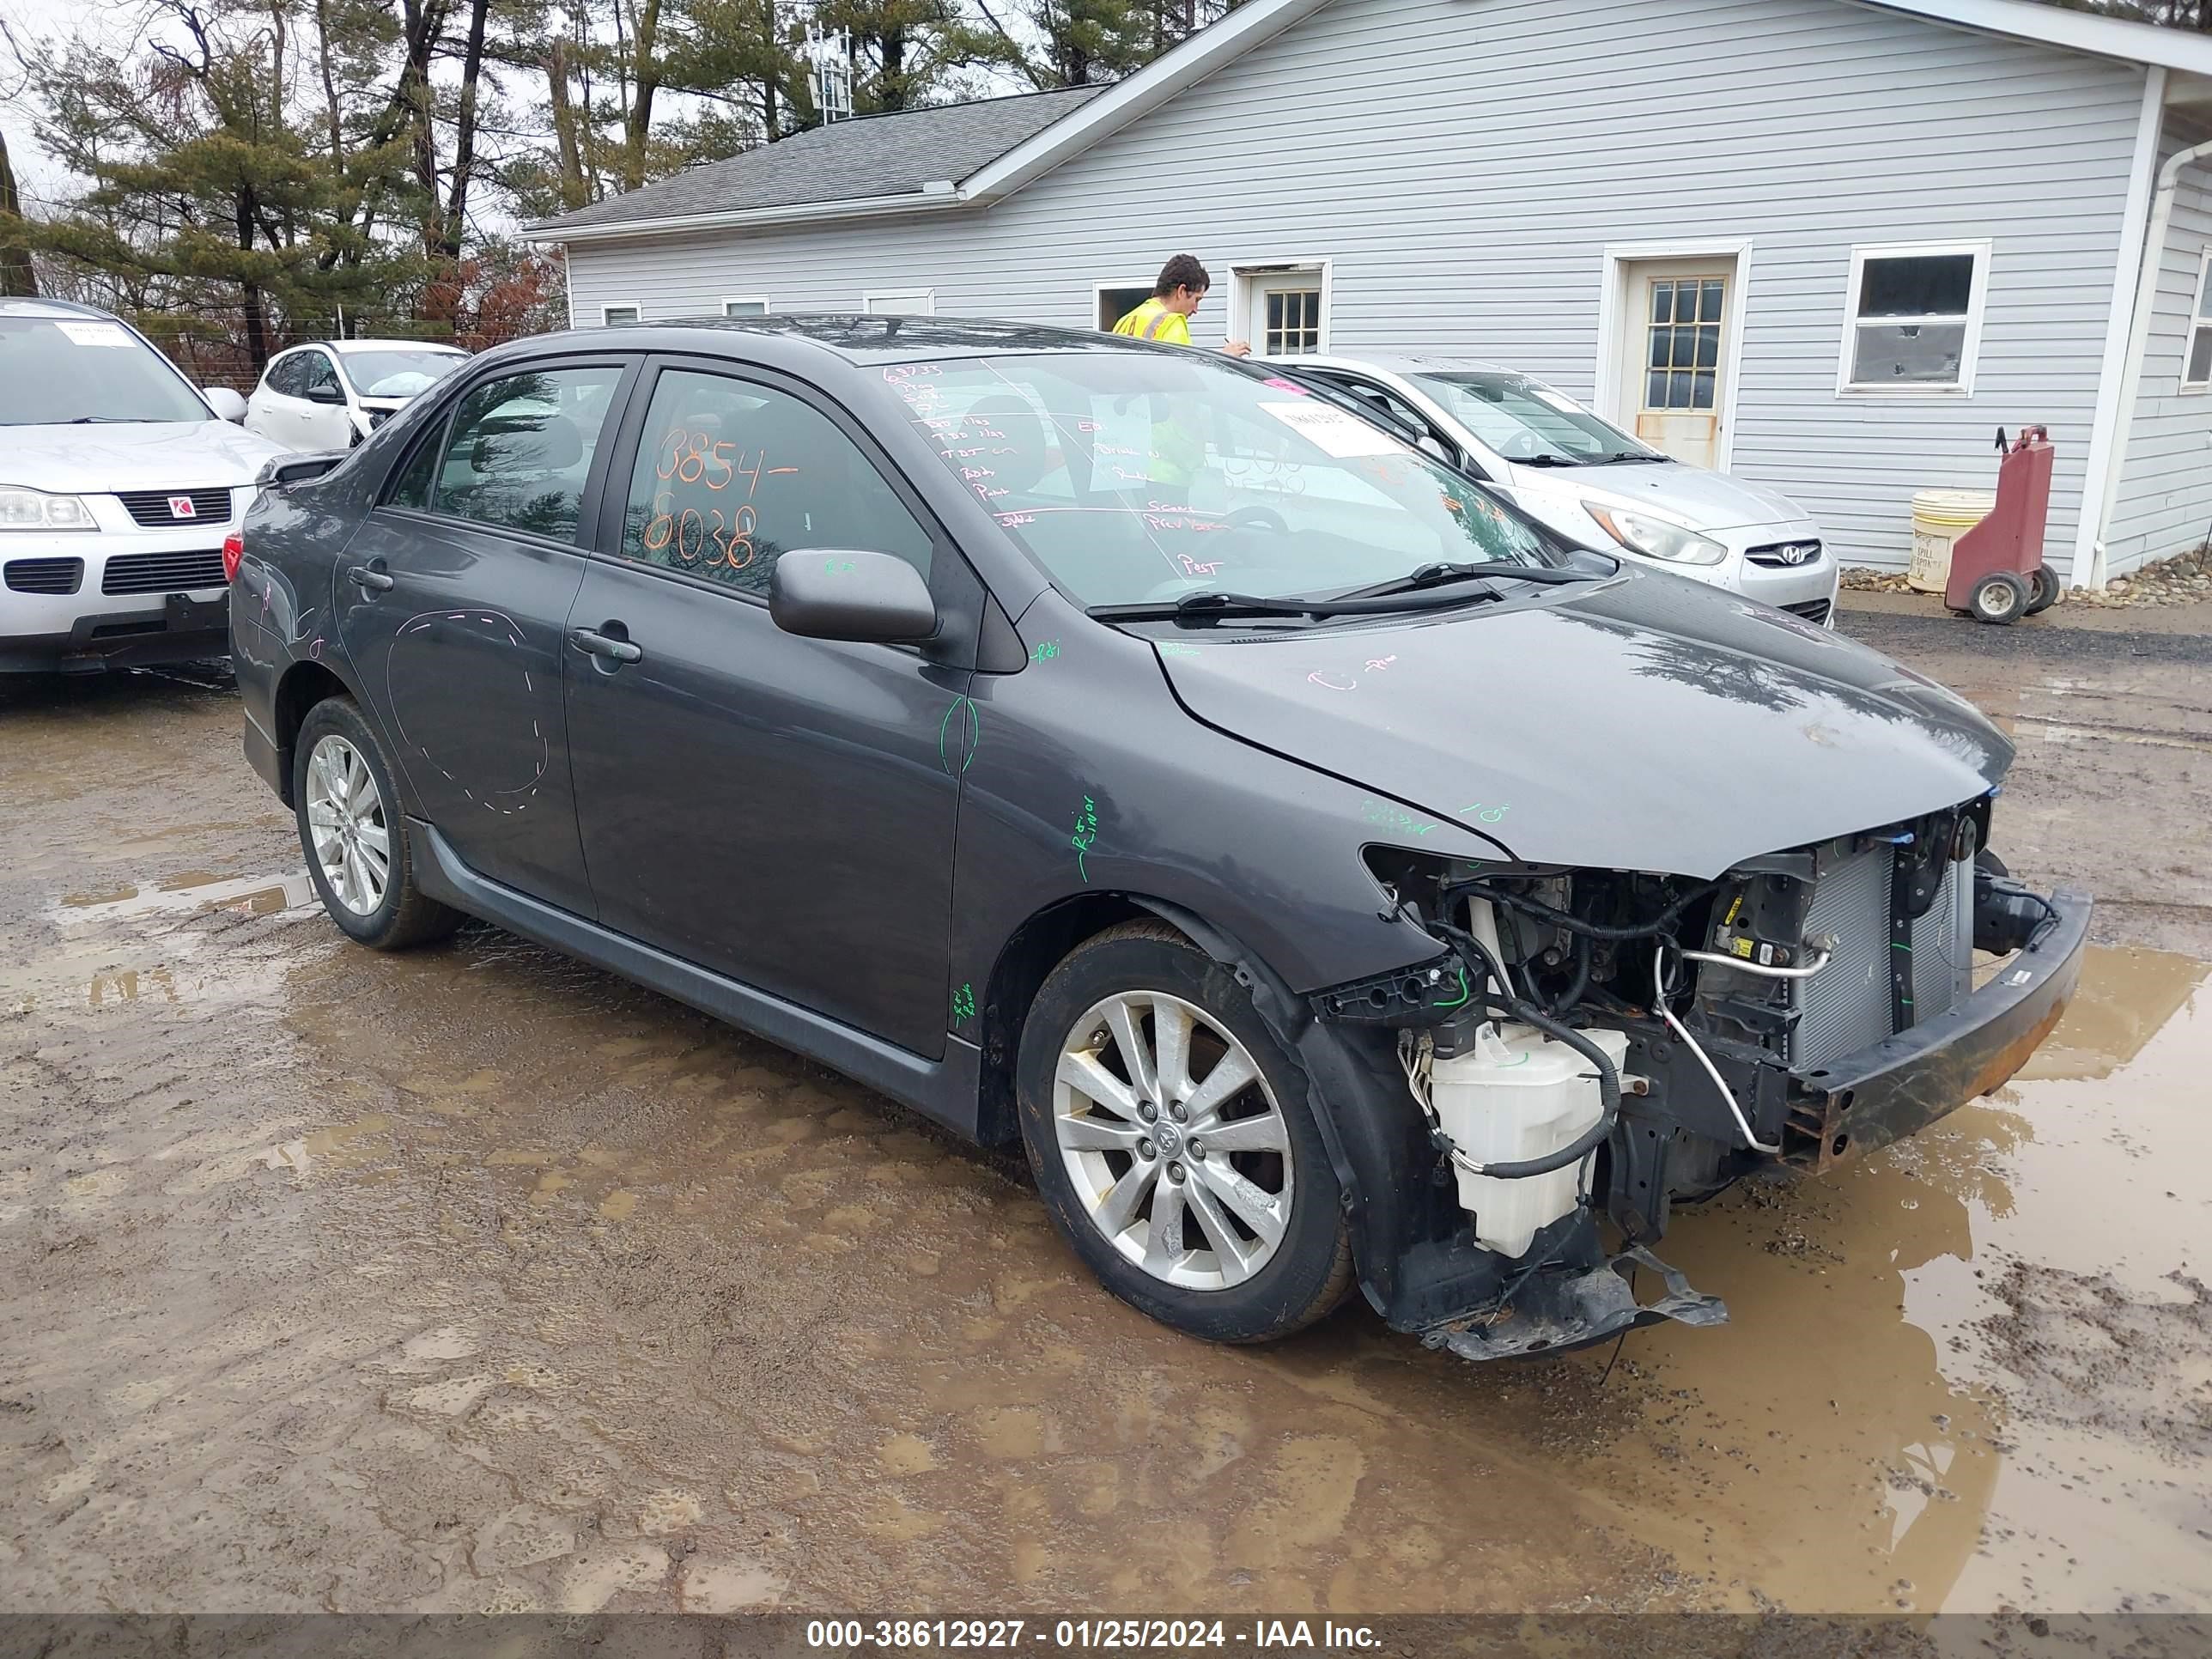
[1284,355,1838,624]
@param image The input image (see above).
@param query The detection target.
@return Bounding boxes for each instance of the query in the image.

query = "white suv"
[246,339,468,453]
[1,298,288,673]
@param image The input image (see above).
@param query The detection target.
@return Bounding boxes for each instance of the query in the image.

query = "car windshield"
[0,316,212,426]
[889,353,1559,609]
[1410,370,1660,466]
[341,349,465,399]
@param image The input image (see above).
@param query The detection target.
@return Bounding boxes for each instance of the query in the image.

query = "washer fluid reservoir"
[1431,1021,1629,1259]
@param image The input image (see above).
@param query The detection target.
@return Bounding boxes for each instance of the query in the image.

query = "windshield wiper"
[1510,453,1579,467]
[1333,561,1602,602]
[64,416,144,424]
[1089,591,1341,623]
[1090,574,1577,624]
[1597,451,1668,464]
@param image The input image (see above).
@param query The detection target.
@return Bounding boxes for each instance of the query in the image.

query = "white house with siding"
[522,0,2212,584]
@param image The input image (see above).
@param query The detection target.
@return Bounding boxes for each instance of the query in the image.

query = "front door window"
[617,369,932,592]
[1255,283,1322,356]
[1643,277,1723,412]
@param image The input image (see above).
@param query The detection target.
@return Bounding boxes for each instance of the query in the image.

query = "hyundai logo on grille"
[1774,541,1817,566]
[168,495,198,520]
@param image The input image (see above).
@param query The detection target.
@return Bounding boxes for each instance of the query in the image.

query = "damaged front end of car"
[1298,794,2090,1362]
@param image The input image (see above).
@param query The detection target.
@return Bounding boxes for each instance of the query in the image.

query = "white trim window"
[722,297,770,318]
[1093,279,1153,332]
[862,289,935,315]
[1838,241,1990,394]
[601,303,642,326]
[2185,249,2212,392]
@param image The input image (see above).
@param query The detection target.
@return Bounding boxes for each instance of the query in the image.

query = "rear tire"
[1017,920,1354,1343]
[1968,570,2029,625]
[2025,564,2060,615]
[294,696,461,951]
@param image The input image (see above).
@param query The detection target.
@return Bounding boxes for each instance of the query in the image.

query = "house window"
[1095,283,1152,331]
[863,290,935,315]
[1264,289,1323,356]
[2185,251,2212,391]
[1645,277,1723,410]
[722,298,769,318]
[601,304,641,326]
[1839,242,1990,393]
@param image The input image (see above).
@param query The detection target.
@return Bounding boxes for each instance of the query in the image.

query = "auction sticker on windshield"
[1257,400,1406,459]
[56,321,136,349]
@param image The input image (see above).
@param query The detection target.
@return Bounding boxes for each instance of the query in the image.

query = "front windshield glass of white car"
[888,353,1558,609]
[341,350,466,399]
[1412,371,1662,466]
[0,317,213,426]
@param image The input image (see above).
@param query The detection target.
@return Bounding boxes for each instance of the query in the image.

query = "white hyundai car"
[246,338,469,453]
[1279,354,1839,625]
[1,298,288,674]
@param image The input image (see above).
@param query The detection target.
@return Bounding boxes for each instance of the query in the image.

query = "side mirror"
[770,550,937,644]
[307,381,347,405]
[256,451,348,489]
[202,386,247,422]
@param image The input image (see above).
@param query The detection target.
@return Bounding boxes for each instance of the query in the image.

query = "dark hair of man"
[1153,253,1211,298]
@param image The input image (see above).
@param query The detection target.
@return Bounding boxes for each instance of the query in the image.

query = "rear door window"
[429,365,624,542]
[614,367,931,597]
[264,353,306,398]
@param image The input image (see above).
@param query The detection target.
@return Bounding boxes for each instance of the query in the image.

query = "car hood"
[2,420,289,492]
[1534,460,1809,532]
[1152,569,2008,878]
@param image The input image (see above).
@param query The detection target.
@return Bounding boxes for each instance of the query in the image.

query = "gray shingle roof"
[531,86,1107,234]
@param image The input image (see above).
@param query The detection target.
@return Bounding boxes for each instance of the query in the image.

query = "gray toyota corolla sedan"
[230,318,2088,1362]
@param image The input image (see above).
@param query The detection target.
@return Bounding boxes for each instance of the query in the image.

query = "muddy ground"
[1,608,2208,1617]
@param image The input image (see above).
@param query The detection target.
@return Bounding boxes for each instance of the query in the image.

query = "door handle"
[569,626,642,665]
[346,562,393,592]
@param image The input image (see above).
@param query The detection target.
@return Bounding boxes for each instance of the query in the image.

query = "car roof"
[0,297,118,321]
[502,313,1171,369]
[323,338,469,355]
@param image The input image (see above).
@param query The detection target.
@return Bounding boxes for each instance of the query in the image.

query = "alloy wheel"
[1053,991,1295,1291]
[305,734,391,916]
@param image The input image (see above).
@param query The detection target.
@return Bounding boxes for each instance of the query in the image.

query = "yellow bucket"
[1907,489,1996,593]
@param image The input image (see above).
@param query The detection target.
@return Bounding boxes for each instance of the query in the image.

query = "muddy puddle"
[6,827,2209,1609]
[210,927,2209,1614]
[1583,945,2212,1613]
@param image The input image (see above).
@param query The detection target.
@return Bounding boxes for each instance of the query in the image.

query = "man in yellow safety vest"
[1112,254,1250,357]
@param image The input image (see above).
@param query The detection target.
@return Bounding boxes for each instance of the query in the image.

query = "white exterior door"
[1613,258,1733,467]
[1245,274,1324,356]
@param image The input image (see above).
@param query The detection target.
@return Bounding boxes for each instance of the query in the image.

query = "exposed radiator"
[1793,845,1892,1071]
[1790,846,1974,1072]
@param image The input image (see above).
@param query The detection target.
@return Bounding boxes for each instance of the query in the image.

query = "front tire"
[294,696,460,951]
[1969,570,2029,624]
[1017,921,1353,1343]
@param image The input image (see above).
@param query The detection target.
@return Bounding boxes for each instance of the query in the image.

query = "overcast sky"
[1,0,152,206]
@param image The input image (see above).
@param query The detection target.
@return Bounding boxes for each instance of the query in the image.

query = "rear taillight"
[221,532,244,583]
